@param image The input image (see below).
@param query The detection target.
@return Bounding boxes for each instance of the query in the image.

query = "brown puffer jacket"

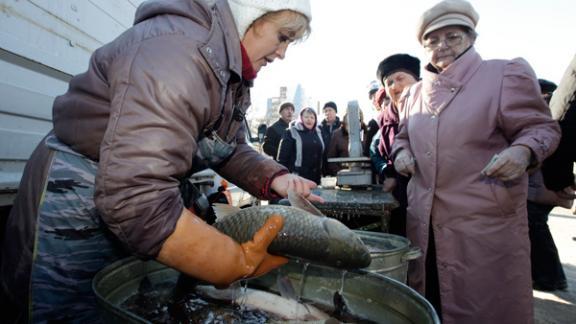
[51,0,286,257]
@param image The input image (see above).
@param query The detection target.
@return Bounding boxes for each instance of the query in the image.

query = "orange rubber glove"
[157,208,288,286]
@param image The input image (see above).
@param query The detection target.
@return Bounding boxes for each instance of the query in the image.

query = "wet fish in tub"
[195,285,331,321]
[212,190,371,269]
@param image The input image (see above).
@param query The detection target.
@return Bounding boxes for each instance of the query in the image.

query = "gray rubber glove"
[394,149,416,177]
[481,145,532,181]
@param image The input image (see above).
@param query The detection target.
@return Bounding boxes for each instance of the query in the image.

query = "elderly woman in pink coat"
[392,1,561,323]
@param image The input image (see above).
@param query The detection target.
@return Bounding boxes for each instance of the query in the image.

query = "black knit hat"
[377,54,421,85]
[323,101,337,113]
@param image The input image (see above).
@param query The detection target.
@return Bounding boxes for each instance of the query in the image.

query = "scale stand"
[327,100,373,188]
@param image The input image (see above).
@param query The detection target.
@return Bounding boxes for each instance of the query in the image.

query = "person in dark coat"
[319,101,341,176]
[364,82,389,157]
[527,78,576,291]
[262,102,294,160]
[367,87,390,184]
[278,107,324,184]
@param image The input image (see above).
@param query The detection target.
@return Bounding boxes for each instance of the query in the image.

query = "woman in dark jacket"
[278,107,324,184]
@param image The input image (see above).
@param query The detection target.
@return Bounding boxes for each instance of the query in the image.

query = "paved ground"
[534,206,576,324]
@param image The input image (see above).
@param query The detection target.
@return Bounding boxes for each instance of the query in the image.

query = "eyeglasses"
[423,33,465,50]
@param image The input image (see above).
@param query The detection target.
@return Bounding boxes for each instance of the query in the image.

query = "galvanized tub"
[93,257,439,323]
[355,230,422,283]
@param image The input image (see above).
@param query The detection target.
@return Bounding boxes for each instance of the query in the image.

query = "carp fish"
[212,191,371,269]
[195,285,331,321]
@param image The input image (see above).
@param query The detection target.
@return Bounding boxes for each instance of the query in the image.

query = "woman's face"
[383,71,418,107]
[423,26,474,71]
[301,111,316,130]
[242,12,296,73]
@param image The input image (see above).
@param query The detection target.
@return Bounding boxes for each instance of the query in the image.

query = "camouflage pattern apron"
[29,135,126,322]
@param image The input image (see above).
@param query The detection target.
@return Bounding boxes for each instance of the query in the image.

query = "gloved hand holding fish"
[212,190,372,269]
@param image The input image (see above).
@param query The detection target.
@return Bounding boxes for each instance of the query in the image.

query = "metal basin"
[93,257,439,323]
[355,230,422,283]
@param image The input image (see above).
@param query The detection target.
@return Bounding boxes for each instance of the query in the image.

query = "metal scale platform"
[312,101,398,232]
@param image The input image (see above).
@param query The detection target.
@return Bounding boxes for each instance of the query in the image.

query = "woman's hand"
[382,177,397,192]
[394,149,416,177]
[555,181,576,201]
[481,145,531,181]
[271,174,324,203]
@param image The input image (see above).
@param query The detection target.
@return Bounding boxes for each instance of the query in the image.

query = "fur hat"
[228,0,312,38]
[322,101,337,113]
[417,0,479,43]
[377,54,421,84]
[538,79,557,95]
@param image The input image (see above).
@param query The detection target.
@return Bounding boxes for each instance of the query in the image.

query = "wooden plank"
[0,0,140,75]
[30,0,131,44]
[0,50,70,120]
[0,0,98,75]
[0,117,51,159]
[87,0,142,28]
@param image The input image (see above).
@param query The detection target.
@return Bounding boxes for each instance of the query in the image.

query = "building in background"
[264,86,288,122]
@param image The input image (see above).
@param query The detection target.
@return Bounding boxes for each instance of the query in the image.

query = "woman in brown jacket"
[0,0,317,322]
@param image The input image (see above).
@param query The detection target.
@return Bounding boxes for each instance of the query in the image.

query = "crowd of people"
[261,0,575,323]
[1,0,574,323]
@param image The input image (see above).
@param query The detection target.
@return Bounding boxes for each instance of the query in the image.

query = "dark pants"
[425,224,442,321]
[389,175,408,237]
[527,201,567,290]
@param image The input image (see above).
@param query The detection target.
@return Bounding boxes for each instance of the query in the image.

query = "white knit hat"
[228,0,312,38]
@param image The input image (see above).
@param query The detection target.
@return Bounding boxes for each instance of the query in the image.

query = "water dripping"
[339,270,347,294]
[297,262,310,302]
[234,280,249,312]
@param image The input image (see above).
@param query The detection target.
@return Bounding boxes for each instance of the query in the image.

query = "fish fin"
[212,203,241,220]
[287,189,324,216]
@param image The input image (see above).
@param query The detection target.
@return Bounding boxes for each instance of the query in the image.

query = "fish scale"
[213,205,371,269]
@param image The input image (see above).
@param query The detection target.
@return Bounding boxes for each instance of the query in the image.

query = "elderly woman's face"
[423,26,473,71]
[242,11,299,73]
[383,71,418,107]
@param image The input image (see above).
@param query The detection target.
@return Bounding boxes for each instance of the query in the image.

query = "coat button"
[431,114,436,119]
[206,47,212,54]
[450,87,456,92]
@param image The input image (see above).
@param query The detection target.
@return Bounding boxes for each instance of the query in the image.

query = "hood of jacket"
[134,0,210,25]
[133,0,242,85]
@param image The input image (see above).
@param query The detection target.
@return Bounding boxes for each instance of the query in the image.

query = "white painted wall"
[0,0,145,205]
